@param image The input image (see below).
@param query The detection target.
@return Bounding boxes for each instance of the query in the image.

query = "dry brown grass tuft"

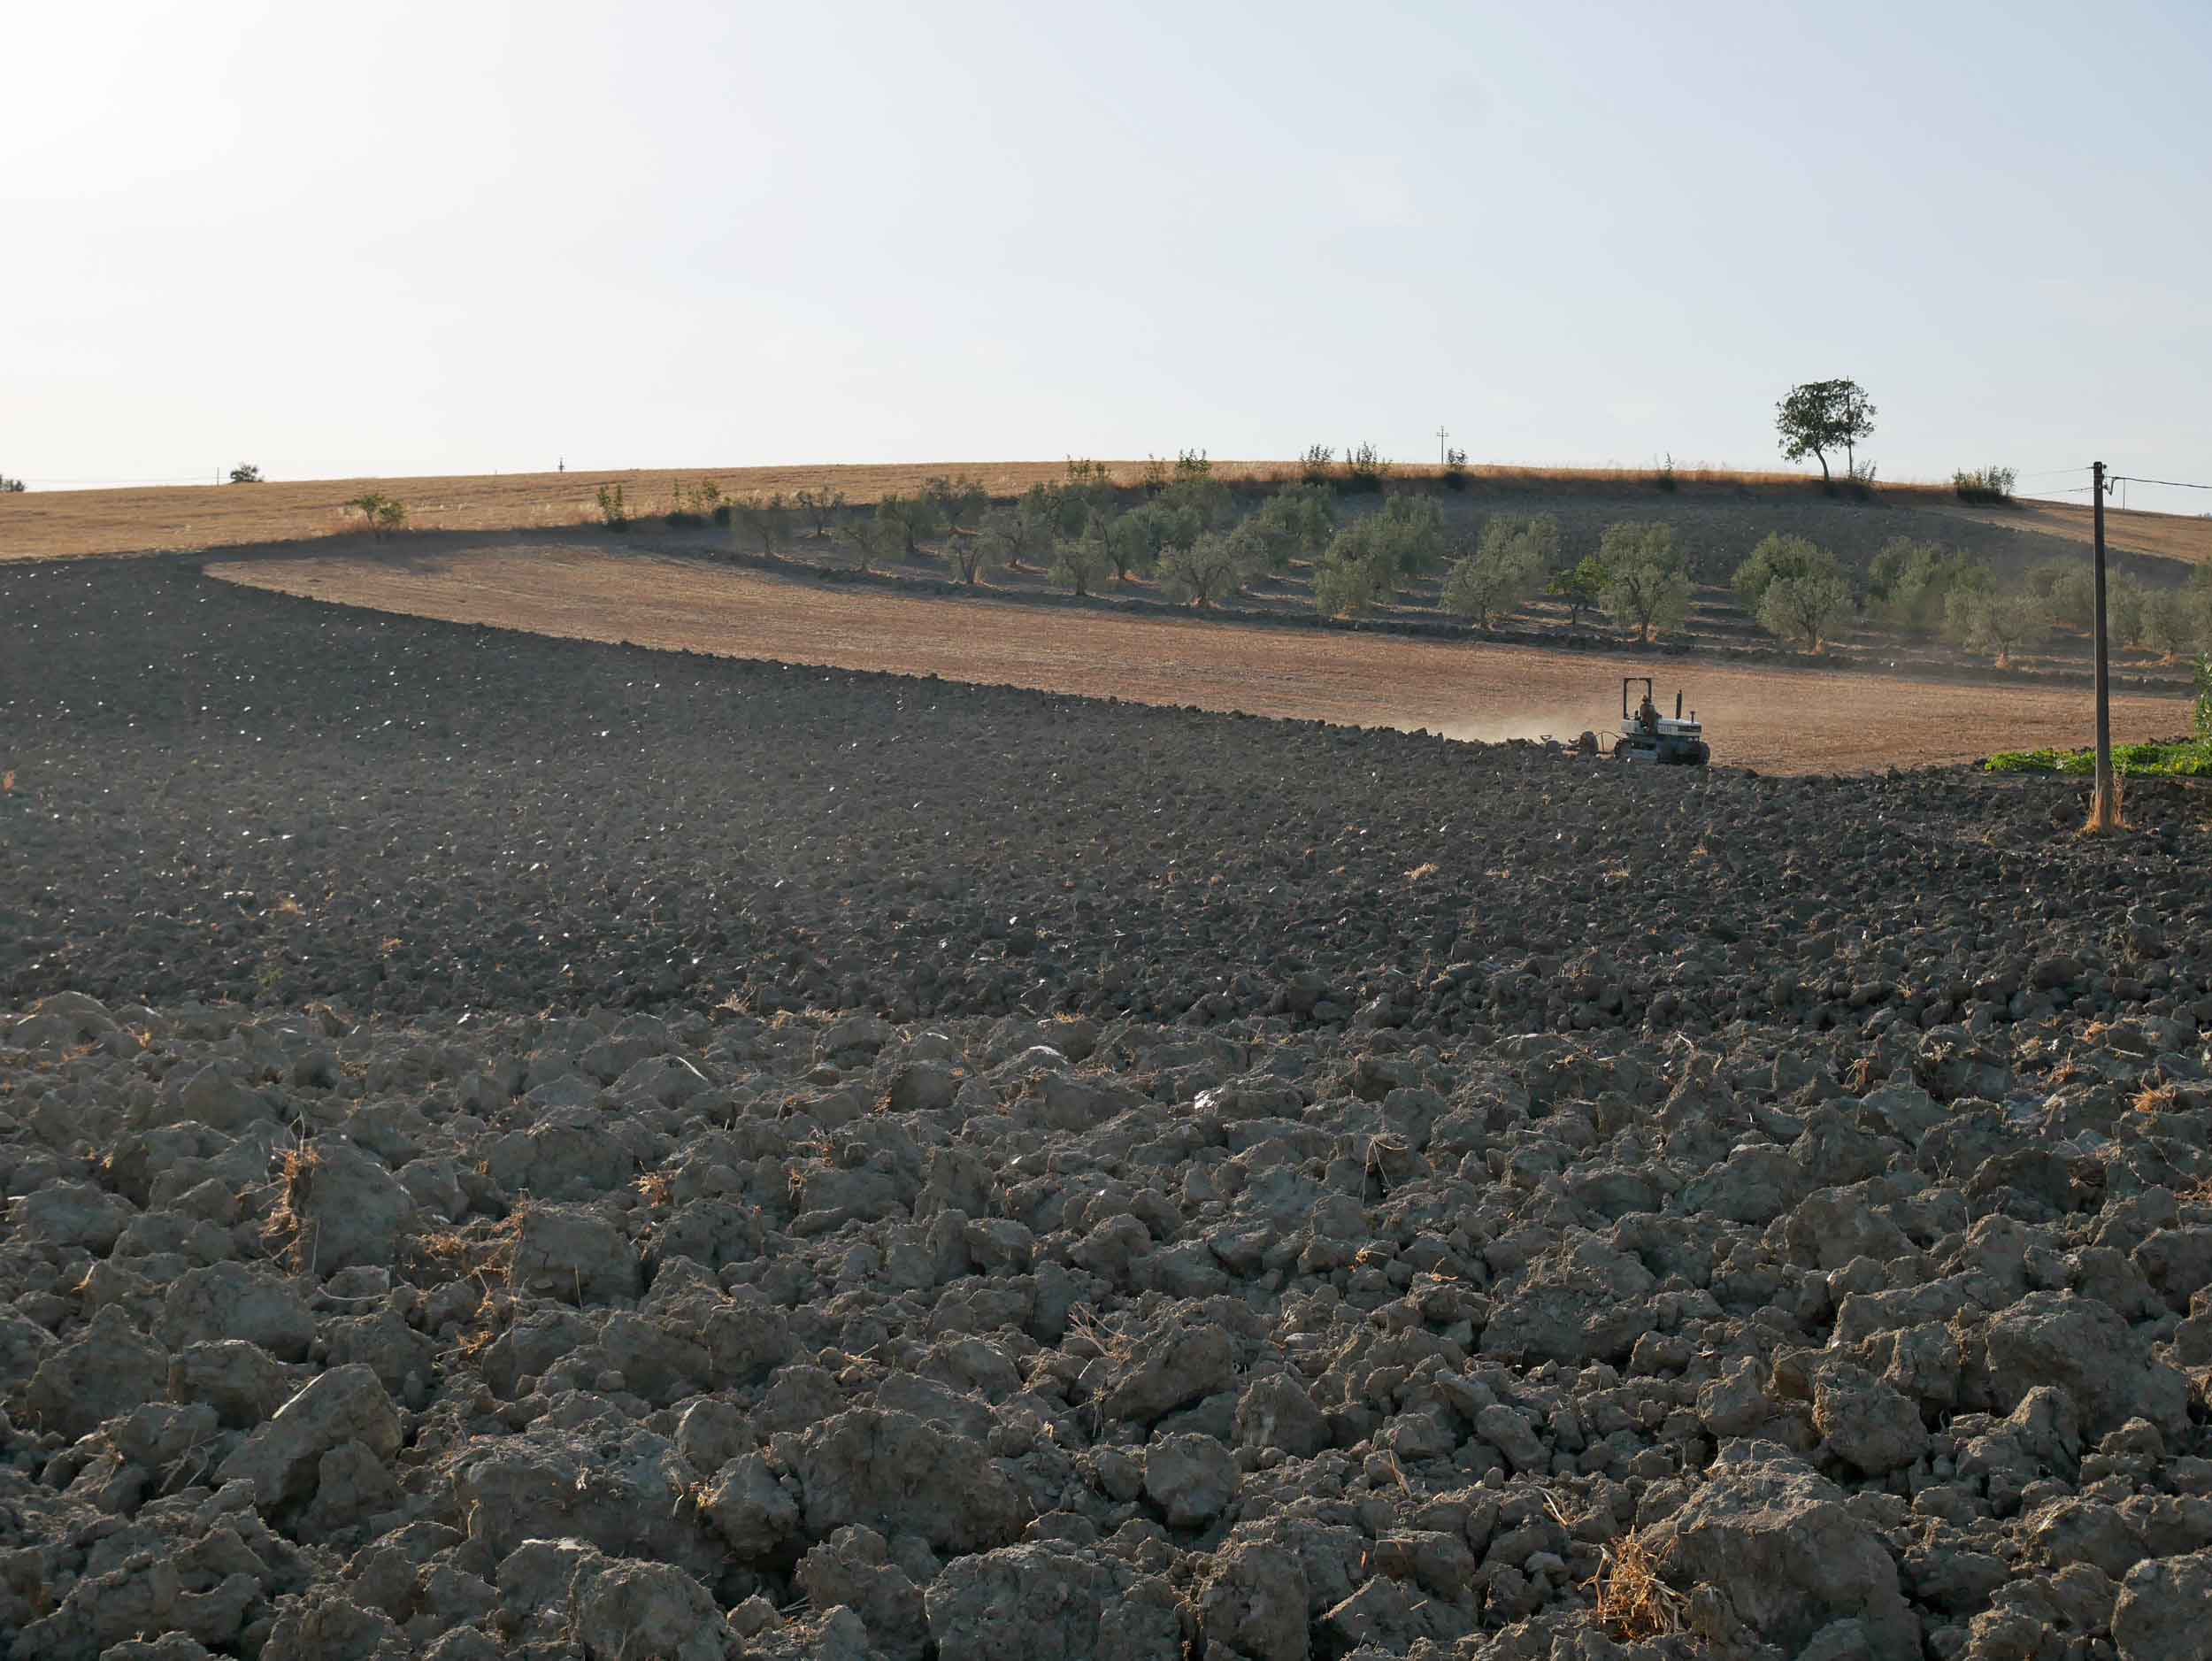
[1404,862,1440,883]
[2081,773,2126,836]
[2,771,14,794]
[263,1142,325,1273]
[1588,1526,1688,1641]
[2135,1082,2181,1116]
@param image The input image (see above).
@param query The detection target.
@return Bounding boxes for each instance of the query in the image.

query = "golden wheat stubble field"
[11,462,2212,565]
[207,544,2188,776]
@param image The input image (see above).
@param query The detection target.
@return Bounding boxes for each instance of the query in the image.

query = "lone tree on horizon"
[1776,378,1876,486]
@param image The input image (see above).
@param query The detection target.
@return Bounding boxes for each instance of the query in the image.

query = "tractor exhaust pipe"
[1674,691,1682,719]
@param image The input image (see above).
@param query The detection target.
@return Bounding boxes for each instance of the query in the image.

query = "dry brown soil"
[1929,496,2212,565]
[209,543,2189,776]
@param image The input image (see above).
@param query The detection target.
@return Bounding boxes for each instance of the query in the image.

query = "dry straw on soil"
[1588,1526,1690,1640]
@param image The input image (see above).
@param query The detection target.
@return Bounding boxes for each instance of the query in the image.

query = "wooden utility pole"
[2091,460,2116,827]
[1436,426,1448,465]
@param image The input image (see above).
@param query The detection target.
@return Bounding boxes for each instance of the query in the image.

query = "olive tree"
[837,515,903,573]
[1776,378,1876,486]
[1158,531,1256,609]
[1945,588,2046,668]
[1442,516,1555,627]
[794,486,847,538]
[923,473,988,536]
[1310,519,1399,617]
[1548,555,1609,627]
[1756,573,1855,651]
[1597,521,1692,642]
[1374,496,1448,575]
[1733,533,1840,613]
[1870,539,1989,633]
[731,492,793,554]
[1051,512,1117,597]
[228,463,263,484]
[1232,485,1334,571]
[1107,502,1185,582]
[874,492,940,558]
[2139,585,2211,662]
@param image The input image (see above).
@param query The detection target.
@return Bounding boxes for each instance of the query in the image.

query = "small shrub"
[1953,465,2017,504]
[794,486,847,538]
[1157,531,1254,608]
[595,483,631,530]
[1597,521,1691,642]
[1341,442,1390,494]
[228,463,263,484]
[1756,572,1855,651]
[1140,455,1171,495]
[1173,449,1211,482]
[1301,444,1335,487]
[0,473,24,494]
[664,479,722,528]
[1652,452,1678,493]
[348,493,407,538]
[1442,447,1469,491]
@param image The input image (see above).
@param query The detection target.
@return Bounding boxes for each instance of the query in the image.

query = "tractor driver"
[1636,689,1659,734]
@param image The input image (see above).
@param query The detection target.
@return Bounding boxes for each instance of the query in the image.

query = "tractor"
[1614,677,1709,765]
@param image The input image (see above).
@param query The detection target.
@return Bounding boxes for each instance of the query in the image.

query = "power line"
[2111,474,2212,491]
[2014,465,2093,481]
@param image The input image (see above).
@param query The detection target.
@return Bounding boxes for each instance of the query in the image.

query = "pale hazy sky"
[8,2,2208,511]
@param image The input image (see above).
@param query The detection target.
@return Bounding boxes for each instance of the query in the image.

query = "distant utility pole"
[1436,426,1449,465]
[2091,460,2116,828]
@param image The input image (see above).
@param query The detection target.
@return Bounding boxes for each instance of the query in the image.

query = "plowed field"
[208,543,2190,775]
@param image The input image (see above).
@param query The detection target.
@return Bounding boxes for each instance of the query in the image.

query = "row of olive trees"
[1731,529,2212,664]
[1309,507,1694,640]
[1944,561,2212,667]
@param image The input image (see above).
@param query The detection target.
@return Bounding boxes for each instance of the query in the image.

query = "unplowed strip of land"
[209,544,2189,776]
